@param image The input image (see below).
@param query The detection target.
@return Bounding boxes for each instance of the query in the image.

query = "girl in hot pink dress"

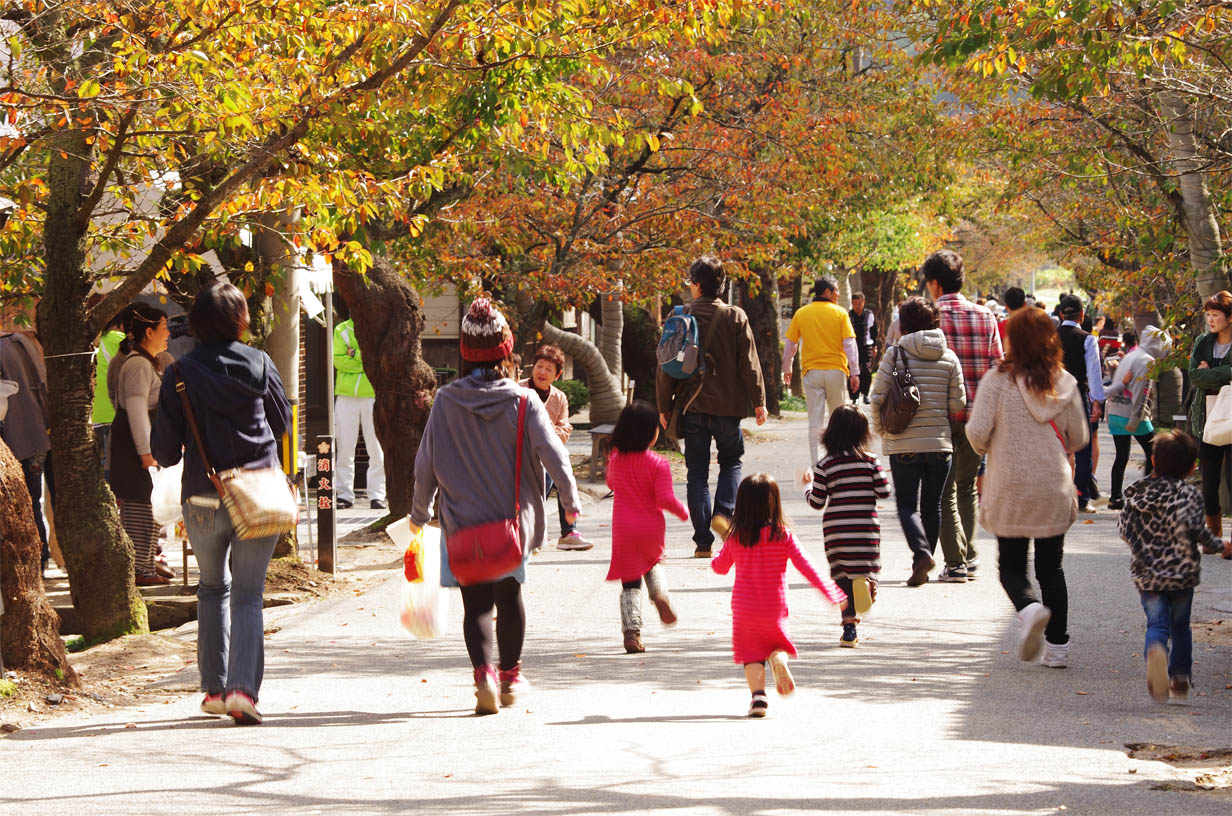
[606,402,689,654]
[712,473,846,717]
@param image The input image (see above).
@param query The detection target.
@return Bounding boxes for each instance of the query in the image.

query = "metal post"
[315,434,337,573]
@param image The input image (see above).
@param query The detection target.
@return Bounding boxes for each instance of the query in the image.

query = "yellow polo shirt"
[786,301,854,375]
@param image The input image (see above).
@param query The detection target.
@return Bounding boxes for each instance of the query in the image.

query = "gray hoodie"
[411,372,579,587]
[1105,326,1171,433]
[869,329,966,454]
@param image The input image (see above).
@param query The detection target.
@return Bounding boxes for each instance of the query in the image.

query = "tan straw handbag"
[175,372,297,540]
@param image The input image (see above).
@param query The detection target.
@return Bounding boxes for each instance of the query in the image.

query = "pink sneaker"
[474,666,499,715]
[498,662,528,707]
[200,693,226,717]
[224,690,262,725]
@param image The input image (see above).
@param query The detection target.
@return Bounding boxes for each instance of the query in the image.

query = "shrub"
[556,379,590,416]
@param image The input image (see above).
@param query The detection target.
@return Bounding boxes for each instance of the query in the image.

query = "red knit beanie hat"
[460,298,514,363]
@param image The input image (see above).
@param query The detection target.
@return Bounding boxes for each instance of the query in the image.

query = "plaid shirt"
[937,293,1004,422]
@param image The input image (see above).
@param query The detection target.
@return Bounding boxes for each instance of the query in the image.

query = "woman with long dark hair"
[109,303,170,585]
[967,307,1089,669]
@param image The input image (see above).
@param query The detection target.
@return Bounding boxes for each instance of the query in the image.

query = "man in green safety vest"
[334,317,386,510]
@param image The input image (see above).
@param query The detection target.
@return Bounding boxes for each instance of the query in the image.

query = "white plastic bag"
[388,517,448,639]
[150,461,184,526]
[0,379,18,421]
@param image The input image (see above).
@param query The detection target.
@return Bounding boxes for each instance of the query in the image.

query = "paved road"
[3,414,1230,815]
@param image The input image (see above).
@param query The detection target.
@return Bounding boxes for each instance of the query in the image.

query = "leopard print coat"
[1117,476,1213,591]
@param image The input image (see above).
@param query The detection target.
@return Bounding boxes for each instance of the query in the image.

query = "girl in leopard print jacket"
[1116,430,1219,701]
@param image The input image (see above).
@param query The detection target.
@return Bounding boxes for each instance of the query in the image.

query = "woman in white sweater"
[966,307,1089,669]
[869,297,966,587]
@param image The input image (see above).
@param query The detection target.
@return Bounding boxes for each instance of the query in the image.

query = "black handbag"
[879,345,921,435]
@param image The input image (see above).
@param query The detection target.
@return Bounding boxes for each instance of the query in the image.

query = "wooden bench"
[588,423,616,482]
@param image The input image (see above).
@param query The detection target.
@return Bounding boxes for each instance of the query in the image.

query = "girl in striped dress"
[806,405,891,647]
[712,474,846,717]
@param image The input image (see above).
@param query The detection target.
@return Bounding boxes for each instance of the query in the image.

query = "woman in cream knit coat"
[967,307,1089,669]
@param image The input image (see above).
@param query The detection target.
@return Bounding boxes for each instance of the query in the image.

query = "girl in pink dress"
[606,401,689,654]
[712,473,846,717]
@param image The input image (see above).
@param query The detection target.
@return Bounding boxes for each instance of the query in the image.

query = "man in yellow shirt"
[782,276,859,467]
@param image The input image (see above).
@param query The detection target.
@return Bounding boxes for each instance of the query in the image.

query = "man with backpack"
[656,256,767,558]
[781,276,860,469]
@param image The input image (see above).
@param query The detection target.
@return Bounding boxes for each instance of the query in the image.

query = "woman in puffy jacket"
[869,296,965,588]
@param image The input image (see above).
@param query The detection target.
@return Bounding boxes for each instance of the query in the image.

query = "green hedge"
[556,379,590,416]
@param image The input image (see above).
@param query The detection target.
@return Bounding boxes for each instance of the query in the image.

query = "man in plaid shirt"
[923,250,1004,583]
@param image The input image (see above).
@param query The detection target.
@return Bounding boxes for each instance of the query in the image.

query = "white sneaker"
[1040,640,1069,668]
[1016,602,1051,662]
[1079,504,1098,514]
[556,532,594,551]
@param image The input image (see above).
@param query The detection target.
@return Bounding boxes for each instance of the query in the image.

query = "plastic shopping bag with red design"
[388,518,448,639]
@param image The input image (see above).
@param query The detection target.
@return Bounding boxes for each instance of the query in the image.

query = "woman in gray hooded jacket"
[410,299,580,716]
[1104,326,1170,510]
[869,297,965,587]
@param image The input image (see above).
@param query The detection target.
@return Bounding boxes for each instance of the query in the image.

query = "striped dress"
[806,452,891,580]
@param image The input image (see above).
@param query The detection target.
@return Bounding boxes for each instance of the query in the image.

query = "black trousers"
[459,577,525,671]
[1199,441,1230,517]
[1111,432,1154,501]
[998,535,1068,645]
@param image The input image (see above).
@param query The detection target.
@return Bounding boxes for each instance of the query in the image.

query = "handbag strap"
[174,366,221,489]
[513,394,528,520]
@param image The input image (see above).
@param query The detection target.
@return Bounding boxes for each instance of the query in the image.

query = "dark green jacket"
[1187,332,1232,440]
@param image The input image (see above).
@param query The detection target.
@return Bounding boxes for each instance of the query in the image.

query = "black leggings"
[1111,433,1154,500]
[997,535,1068,645]
[459,577,524,671]
[1199,441,1230,517]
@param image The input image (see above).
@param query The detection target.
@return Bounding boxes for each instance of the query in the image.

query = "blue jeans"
[889,452,951,563]
[183,497,279,701]
[1140,588,1193,679]
[545,474,574,537]
[682,413,744,550]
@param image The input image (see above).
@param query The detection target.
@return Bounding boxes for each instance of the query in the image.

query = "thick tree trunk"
[0,440,76,681]
[739,266,781,415]
[334,257,437,521]
[597,291,624,379]
[1159,93,1227,299]
[37,132,148,642]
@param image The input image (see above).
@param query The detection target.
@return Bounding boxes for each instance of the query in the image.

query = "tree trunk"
[1159,93,1227,299]
[789,273,803,397]
[0,440,76,681]
[597,291,624,379]
[37,131,148,642]
[541,327,624,425]
[333,256,437,521]
[739,266,781,415]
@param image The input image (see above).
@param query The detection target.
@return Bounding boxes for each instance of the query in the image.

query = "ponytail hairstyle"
[730,473,788,548]
[118,303,167,356]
